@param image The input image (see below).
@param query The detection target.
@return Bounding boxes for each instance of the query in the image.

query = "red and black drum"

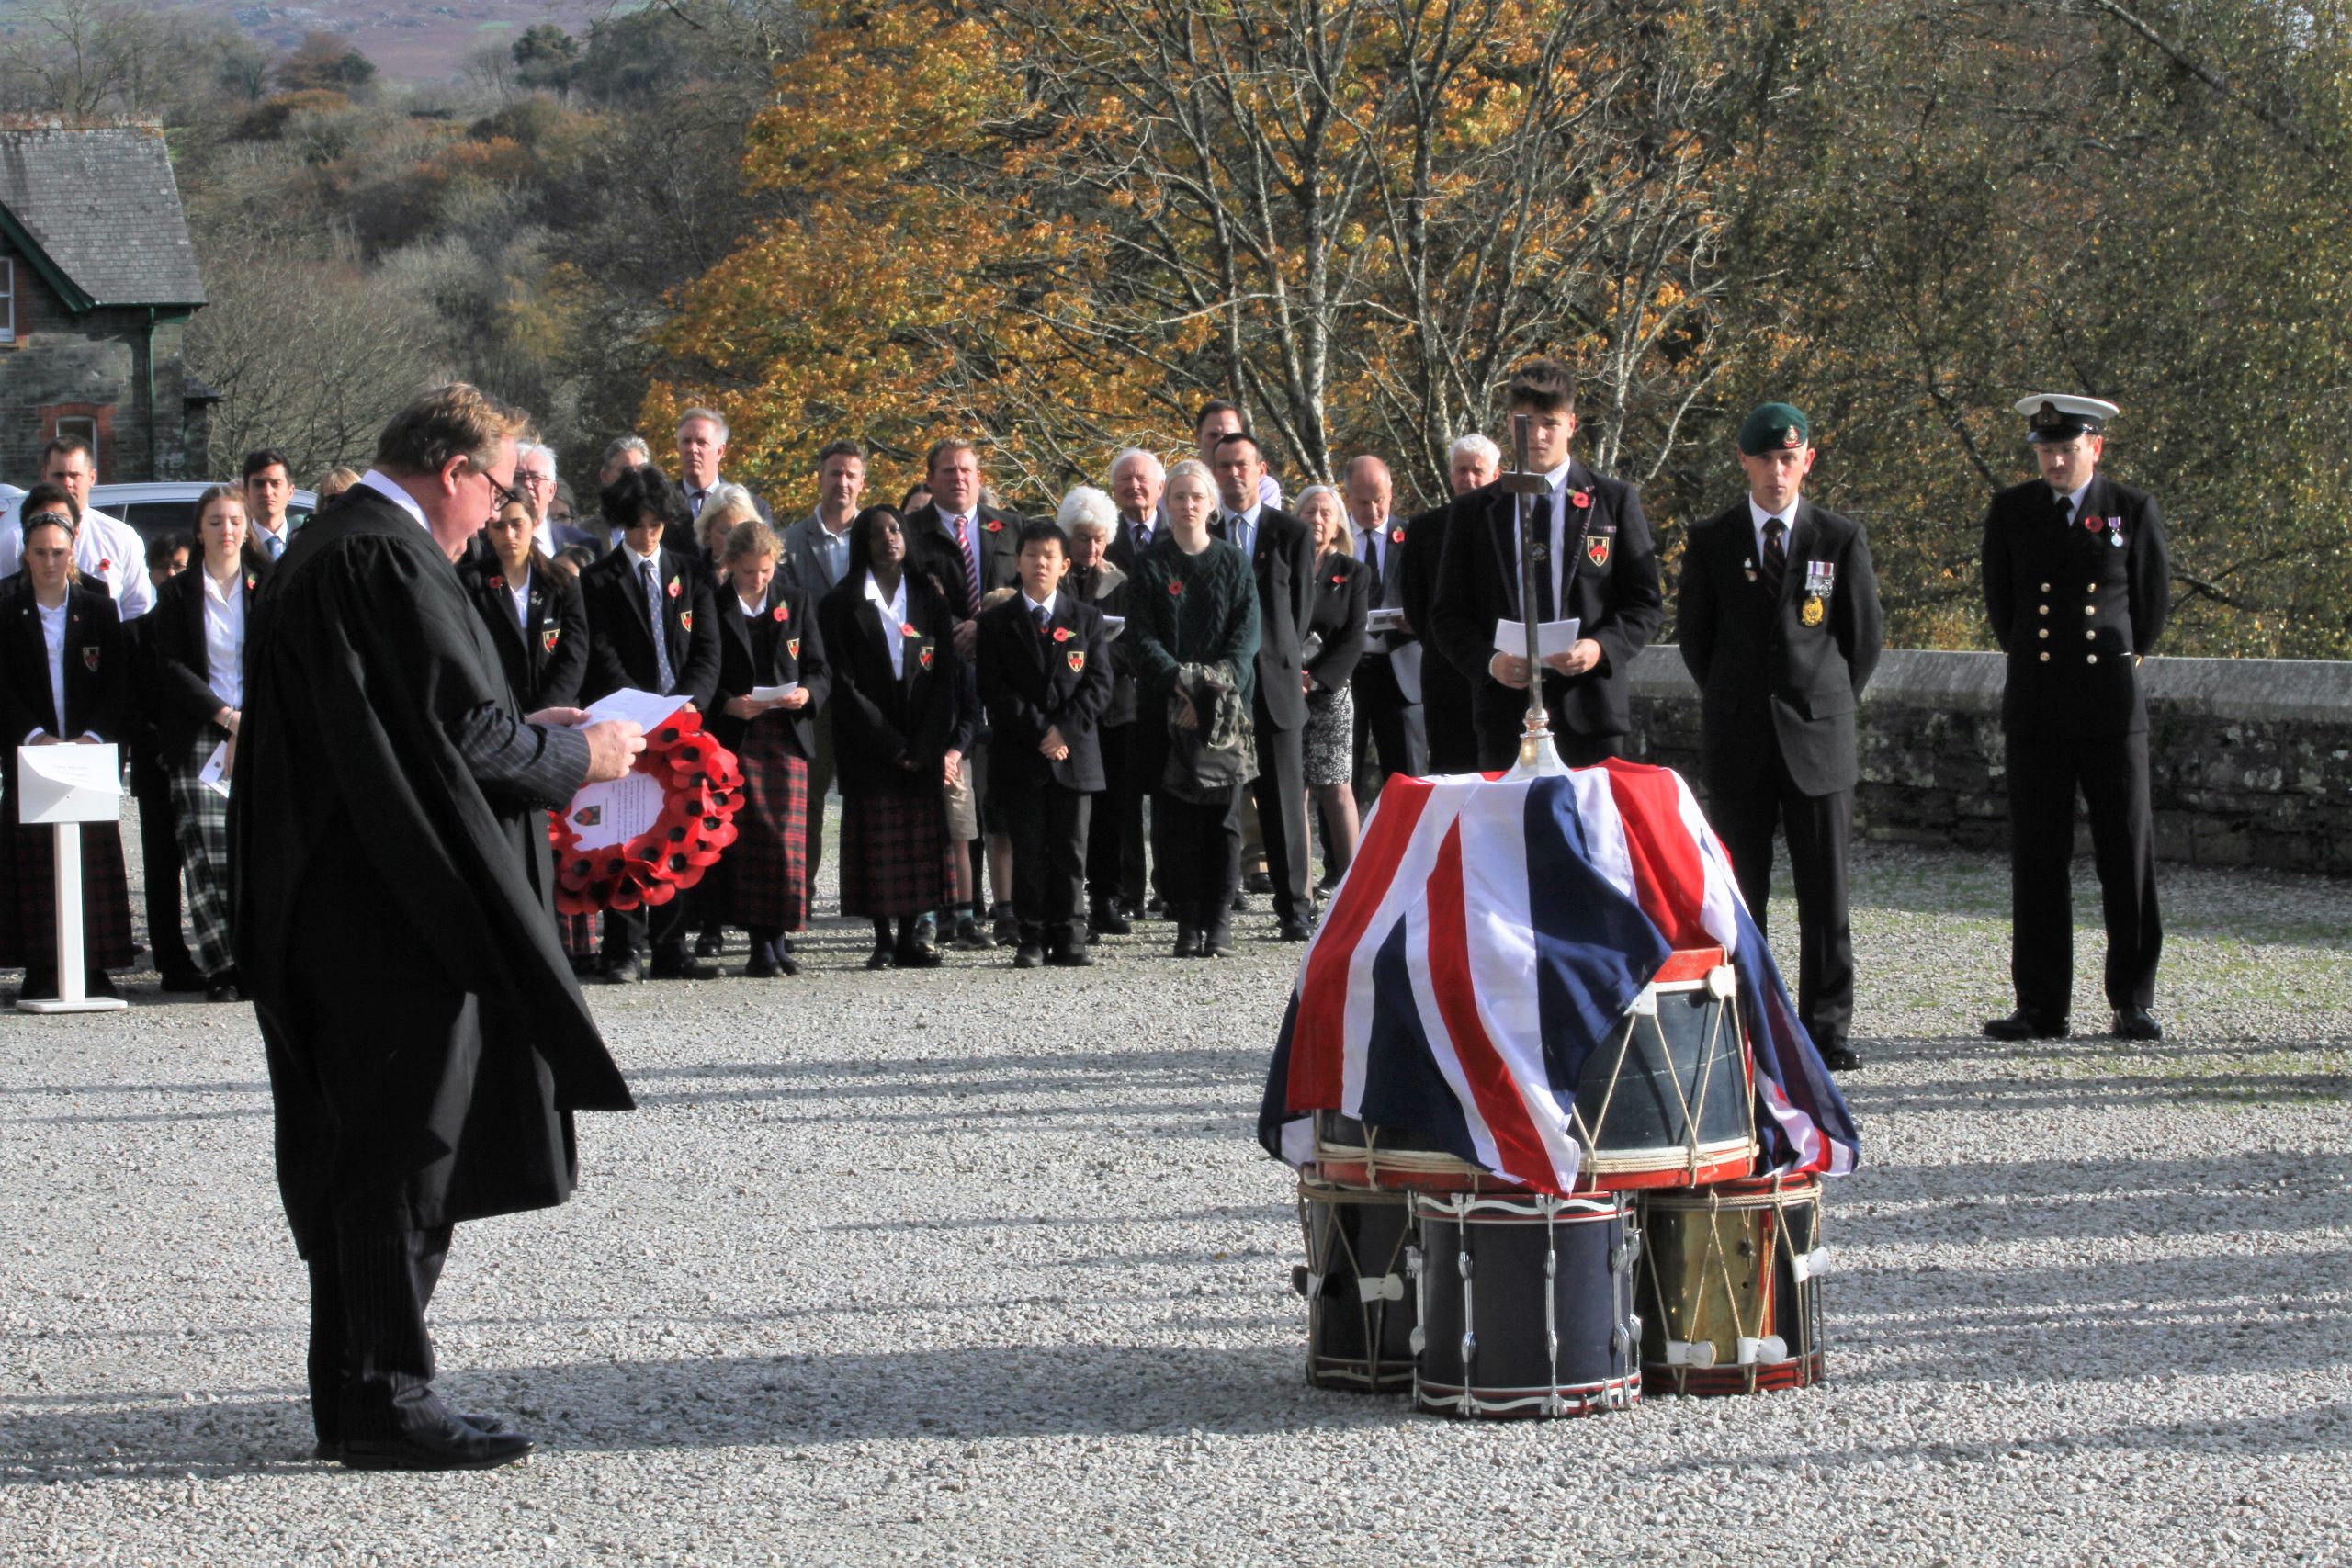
[1567,948,1757,1190]
[1636,1174,1828,1395]
[1294,1180,1417,1392]
[1408,1191,1640,1419]
[1308,1110,1521,1194]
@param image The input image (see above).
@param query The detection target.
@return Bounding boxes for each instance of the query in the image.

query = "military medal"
[1743,557,1758,583]
[1801,560,1834,626]
[1801,597,1825,626]
[2108,517,2124,547]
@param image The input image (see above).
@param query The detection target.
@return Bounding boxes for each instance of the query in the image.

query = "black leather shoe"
[650,955,717,981]
[206,981,239,1003]
[952,917,995,951]
[1172,923,1202,958]
[1145,895,1166,917]
[603,955,643,985]
[775,950,800,977]
[158,966,209,994]
[340,1421,533,1472]
[1277,917,1312,942]
[990,909,1019,948]
[1230,893,1250,913]
[1046,945,1095,968]
[1245,872,1274,895]
[1202,919,1235,958]
[85,971,119,999]
[1013,942,1044,969]
[743,953,780,978]
[897,940,943,969]
[2111,1007,2163,1042]
[1817,1038,1862,1071]
[1983,1009,2067,1042]
[1090,902,1132,937]
[694,931,724,958]
[865,947,895,971]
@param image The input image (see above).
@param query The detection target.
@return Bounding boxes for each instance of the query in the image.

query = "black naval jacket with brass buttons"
[1981,475,2169,738]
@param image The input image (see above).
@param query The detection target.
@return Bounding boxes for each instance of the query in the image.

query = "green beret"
[1737,402,1809,456]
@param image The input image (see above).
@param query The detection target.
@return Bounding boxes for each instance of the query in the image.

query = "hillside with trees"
[1,0,2342,657]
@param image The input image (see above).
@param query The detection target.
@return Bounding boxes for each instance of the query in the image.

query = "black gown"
[232,487,632,1253]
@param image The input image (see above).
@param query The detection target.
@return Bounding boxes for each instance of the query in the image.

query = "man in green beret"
[1677,402,1883,1070]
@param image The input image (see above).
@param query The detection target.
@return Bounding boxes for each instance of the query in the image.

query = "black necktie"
[1761,517,1787,602]
[1033,603,1050,634]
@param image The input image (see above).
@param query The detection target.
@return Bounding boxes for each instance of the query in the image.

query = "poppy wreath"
[547,707,745,915]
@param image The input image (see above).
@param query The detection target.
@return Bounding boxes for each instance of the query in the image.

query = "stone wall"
[1623,648,2352,876]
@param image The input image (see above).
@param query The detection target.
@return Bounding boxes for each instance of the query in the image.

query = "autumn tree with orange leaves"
[646,0,1748,512]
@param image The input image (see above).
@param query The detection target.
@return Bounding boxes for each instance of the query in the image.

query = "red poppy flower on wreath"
[773,604,789,622]
[667,577,682,598]
[1571,491,1592,510]
[547,705,743,917]
[1051,626,1072,643]
[899,620,918,638]
[488,575,505,590]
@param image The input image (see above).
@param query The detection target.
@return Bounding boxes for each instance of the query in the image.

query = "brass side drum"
[1636,1175,1828,1395]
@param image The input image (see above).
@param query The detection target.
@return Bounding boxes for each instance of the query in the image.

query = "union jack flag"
[1258,761,1859,1191]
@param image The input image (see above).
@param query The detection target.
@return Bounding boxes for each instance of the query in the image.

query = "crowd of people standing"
[0,365,2172,1073]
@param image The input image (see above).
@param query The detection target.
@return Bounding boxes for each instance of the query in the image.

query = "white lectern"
[16,742,129,1014]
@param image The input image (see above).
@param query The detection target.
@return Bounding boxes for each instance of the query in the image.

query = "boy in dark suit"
[1677,402,1883,1070]
[977,520,1114,967]
[579,465,723,982]
[1427,357,1664,769]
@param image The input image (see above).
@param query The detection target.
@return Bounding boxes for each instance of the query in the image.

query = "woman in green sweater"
[1127,458,1261,957]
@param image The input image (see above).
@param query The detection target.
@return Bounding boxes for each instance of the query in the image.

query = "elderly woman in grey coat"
[1057,486,1145,938]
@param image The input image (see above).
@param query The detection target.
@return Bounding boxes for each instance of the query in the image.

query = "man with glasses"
[516,443,600,558]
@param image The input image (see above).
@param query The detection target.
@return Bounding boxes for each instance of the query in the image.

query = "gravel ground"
[2,807,2347,1566]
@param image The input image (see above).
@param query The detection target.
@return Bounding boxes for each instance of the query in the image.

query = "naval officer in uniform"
[1980,393,2169,1043]
[1677,402,1883,1071]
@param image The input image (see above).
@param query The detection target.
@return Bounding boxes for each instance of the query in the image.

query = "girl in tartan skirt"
[147,485,269,1001]
[818,507,973,970]
[0,492,134,1000]
[710,518,830,977]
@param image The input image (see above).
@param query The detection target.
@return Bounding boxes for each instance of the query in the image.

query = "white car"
[88,481,319,551]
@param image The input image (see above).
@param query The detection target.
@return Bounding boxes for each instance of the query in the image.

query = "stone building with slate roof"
[0,117,209,484]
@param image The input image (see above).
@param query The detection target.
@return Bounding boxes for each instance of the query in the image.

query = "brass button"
[2040,582,2051,592]
[2086,654,2098,664]
[2038,628,2048,639]
[2039,652,2051,662]
[2086,583,2096,592]
[2085,630,2095,640]
[2085,604,2096,615]
[2038,605,2049,616]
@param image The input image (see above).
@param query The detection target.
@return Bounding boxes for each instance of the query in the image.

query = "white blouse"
[37,597,66,741]
[864,572,910,679]
[200,568,245,710]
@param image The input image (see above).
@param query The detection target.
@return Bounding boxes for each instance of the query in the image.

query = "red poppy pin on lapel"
[1571,491,1592,510]
[899,621,918,637]
[773,604,789,623]
[983,518,1004,533]
[1391,527,1405,544]
[1330,572,1345,585]
[1051,626,1072,643]
[1168,580,1184,596]
[488,574,505,590]
[98,558,111,573]
[667,577,682,597]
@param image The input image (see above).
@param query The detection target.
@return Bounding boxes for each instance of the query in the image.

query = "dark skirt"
[722,717,810,932]
[839,790,956,918]
[0,807,136,972]
[560,910,599,957]
[167,732,233,977]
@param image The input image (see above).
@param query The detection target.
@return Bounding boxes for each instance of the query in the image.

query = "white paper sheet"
[1492,617,1583,659]
[1365,607,1408,637]
[580,688,691,731]
[1391,641,1424,705]
[748,682,799,704]
[562,771,666,851]
[198,740,231,798]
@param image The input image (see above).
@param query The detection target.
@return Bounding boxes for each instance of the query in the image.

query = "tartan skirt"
[722,718,810,932]
[560,910,599,957]
[838,788,956,919]
[166,733,234,977]
[0,797,136,971]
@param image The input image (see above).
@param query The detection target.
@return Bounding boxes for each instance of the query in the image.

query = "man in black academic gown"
[1428,358,1664,770]
[1678,403,1883,1071]
[233,384,647,1471]
[1980,392,2170,1043]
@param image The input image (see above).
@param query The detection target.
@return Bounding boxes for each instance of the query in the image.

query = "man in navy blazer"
[1428,358,1664,770]
[1678,402,1883,1070]
[976,521,1114,967]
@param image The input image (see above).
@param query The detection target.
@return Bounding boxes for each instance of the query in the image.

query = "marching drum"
[1568,948,1758,1190]
[1309,1110,1516,1194]
[1637,1175,1828,1395]
[1408,1191,1640,1419]
[1294,1180,1417,1392]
